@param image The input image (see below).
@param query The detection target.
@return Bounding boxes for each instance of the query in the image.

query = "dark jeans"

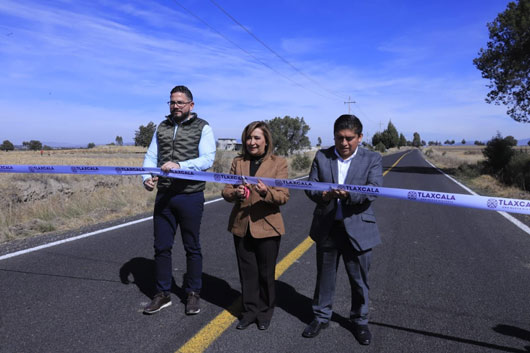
[233,232,281,323]
[153,190,204,294]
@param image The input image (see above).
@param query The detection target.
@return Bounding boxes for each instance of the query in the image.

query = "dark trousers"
[233,232,281,323]
[312,221,372,325]
[153,190,204,294]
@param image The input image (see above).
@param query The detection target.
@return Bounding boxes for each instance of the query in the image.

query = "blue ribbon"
[1,164,529,215]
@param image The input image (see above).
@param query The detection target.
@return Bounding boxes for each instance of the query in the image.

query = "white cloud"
[0,0,527,149]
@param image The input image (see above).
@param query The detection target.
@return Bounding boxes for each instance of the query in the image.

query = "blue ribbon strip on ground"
[1,164,529,215]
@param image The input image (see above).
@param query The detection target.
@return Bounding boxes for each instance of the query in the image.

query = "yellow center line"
[177,237,315,353]
[177,151,410,353]
[383,150,410,176]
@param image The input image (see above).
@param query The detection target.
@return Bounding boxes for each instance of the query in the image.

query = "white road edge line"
[424,158,530,235]
[0,175,309,261]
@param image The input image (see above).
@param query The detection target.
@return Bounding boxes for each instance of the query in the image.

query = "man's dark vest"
[156,113,208,193]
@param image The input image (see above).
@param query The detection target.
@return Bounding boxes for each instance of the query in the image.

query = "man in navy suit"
[302,114,383,346]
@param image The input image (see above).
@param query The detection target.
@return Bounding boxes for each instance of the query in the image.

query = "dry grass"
[423,145,486,169]
[0,147,315,244]
[0,147,153,243]
[422,145,530,224]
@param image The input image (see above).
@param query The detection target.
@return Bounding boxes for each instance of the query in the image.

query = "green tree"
[505,135,518,146]
[317,137,322,147]
[483,132,516,176]
[371,132,382,147]
[265,116,310,156]
[23,140,42,151]
[473,0,530,123]
[291,154,312,171]
[412,132,421,147]
[134,122,157,147]
[87,142,96,149]
[115,136,123,146]
[504,152,530,191]
[0,140,14,151]
[462,139,466,145]
[398,133,407,148]
[382,121,399,149]
[527,140,530,146]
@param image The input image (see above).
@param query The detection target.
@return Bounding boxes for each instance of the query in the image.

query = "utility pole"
[344,96,355,114]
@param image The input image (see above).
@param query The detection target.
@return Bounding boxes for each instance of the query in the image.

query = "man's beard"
[171,110,190,123]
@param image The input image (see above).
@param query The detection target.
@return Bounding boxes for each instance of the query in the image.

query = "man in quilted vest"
[141,85,216,315]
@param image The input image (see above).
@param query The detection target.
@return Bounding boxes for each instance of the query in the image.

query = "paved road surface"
[1,149,529,353]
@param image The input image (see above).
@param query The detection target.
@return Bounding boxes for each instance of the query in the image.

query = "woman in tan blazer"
[222,121,289,331]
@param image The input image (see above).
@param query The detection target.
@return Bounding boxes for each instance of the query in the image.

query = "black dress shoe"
[257,321,270,330]
[352,324,371,345]
[236,318,254,330]
[302,319,329,338]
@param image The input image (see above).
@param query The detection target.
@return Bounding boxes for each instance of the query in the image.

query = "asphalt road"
[1,149,529,353]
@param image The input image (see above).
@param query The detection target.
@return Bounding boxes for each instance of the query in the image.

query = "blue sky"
[1,0,528,147]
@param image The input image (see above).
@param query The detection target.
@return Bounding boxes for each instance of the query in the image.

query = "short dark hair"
[334,114,363,135]
[240,121,274,160]
[170,85,193,101]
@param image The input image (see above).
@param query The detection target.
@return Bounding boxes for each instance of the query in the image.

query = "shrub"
[456,163,481,179]
[482,133,515,176]
[291,154,311,171]
[424,148,433,158]
[504,152,530,191]
[375,142,386,153]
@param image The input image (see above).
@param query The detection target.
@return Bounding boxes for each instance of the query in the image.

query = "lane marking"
[176,155,407,353]
[0,217,153,261]
[177,237,315,353]
[383,151,410,177]
[423,158,530,235]
[0,199,224,261]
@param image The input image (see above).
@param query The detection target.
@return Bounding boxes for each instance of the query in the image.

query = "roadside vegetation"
[422,140,529,225]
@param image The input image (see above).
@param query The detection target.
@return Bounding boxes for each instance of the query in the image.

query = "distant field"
[0,146,314,244]
[0,146,152,243]
[423,145,486,168]
[422,145,529,225]
[424,144,529,168]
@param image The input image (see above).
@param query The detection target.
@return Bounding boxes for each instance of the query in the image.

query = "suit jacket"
[222,155,289,238]
[305,146,383,251]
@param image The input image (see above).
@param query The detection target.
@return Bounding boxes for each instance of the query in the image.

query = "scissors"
[241,176,250,199]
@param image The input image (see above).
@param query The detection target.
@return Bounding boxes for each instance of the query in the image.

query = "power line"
[208,0,347,101]
[170,0,339,101]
